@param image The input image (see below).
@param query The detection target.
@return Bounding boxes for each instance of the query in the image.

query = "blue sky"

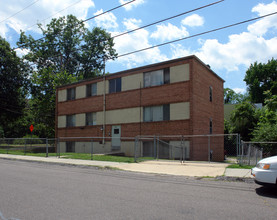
[1,0,277,93]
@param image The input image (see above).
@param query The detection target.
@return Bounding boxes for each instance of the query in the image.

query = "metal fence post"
[157,136,159,160]
[24,138,26,155]
[46,138,48,157]
[208,135,211,162]
[153,136,156,159]
[236,134,238,157]
[58,138,60,158]
[255,147,258,165]
[248,144,251,165]
[91,139,93,160]
[240,141,243,165]
[134,137,138,162]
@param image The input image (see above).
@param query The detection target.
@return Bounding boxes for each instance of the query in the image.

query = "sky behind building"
[1,0,277,94]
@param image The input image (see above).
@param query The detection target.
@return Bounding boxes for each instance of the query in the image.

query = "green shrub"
[13,135,43,145]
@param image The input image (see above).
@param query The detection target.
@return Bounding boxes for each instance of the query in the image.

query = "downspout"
[103,60,106,145]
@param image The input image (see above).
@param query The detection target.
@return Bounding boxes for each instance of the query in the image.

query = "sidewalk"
[0,154,252,178]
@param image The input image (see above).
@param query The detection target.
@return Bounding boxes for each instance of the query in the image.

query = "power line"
[116,11,277,58]
[13,0,136,50]
[24,0,84,31]
[14,0,222,60]
[113,0,224,38]
[81,0,136,23]
[0,0,40,24]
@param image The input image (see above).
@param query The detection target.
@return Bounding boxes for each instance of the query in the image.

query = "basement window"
[66,142,75,152]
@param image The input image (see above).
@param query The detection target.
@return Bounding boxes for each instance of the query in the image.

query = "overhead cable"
[113,0,224,38]
[13,0,136,50]
[0,0,40,24]
[116,11,277,58]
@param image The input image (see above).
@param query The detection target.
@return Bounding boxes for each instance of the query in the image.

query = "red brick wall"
[189,59,224,161]
[58,120,190,138]
[56,56,224,161]
[57,81,190,115]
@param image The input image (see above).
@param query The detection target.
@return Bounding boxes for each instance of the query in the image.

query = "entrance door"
[111,125,121,150]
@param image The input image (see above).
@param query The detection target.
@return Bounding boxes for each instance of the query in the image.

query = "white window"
[86,112,96,126]
[66,115,76,127]
[144,68,170,87]
[143,105,170,122]
[86,83,97,97]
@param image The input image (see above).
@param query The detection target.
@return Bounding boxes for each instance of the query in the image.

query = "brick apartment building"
[56,55,225,161]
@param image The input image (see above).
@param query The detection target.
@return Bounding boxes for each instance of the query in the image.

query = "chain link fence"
[237,141,277,166]
[134,134,240,162]
[0,138,56,156]
[0,134,241,163]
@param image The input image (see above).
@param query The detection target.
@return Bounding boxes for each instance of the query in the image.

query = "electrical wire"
[24,0,84,31]
[0,0,40,24]
[13,0,136,50]
[81,0,136,23]
[116,11,277,58]
[112,0,224,39]
[13,0,223,65]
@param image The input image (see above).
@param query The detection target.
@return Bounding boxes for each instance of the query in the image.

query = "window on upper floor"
[144,68,170,88]
[66,115,76,127]
[109,78,121,93]
[143,104,170,122]
[209,86,213,102]
[86,112,96,126]
[86,83,97,97]
[67,88,75,101]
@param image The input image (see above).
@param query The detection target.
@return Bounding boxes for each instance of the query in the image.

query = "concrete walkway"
[0,154,252,178]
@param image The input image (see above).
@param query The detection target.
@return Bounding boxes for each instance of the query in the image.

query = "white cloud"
[170,44,193,59]
[233,88,246,94]
[94,9,118,30]
[181,14,204,27]
[247,1,277,36]
[14,48,30,58]
[169,1,277,73]
[122,18,142,30]
[119,0,145,11]
[110,18,167,68]
[0,0,94,38]
[195,33,277,72]
[150,23,189,42]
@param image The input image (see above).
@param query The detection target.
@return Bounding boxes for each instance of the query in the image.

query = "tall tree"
[251,93,277,155]
[16,15,117,137]
[17,15,117,79]
[230,102,260,141]
[0,36,29,136]
[224,88,248,104]
[244,58,277,104]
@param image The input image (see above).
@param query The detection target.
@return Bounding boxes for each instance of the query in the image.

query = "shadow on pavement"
[255,185,277,198]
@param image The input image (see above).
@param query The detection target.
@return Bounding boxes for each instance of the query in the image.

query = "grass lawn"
[0,149,147,163]
[227,164,255,169]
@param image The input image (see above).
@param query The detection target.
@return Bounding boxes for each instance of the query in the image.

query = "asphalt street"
[0,159,276,220]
